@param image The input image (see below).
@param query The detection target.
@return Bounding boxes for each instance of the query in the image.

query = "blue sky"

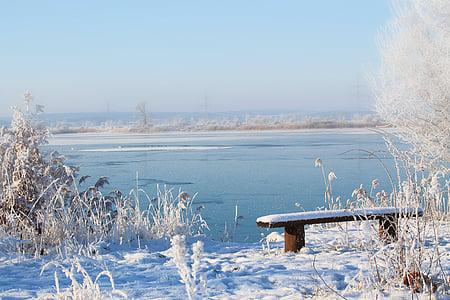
[0,1,390,115]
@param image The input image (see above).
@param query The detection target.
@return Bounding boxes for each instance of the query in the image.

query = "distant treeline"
[44,112,385,134]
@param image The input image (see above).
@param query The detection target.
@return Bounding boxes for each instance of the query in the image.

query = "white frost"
[256,207,423,224]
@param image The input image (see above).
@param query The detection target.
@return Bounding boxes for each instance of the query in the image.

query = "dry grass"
[0,106,207,257]
[39,258,127,299]
[313,149,448,296]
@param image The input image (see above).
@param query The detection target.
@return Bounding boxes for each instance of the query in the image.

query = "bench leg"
[379,216,397,243]
[285,224,305,252]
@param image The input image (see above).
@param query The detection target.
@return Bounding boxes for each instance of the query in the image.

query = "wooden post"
[379,216,397,243]
[284,224,305,252]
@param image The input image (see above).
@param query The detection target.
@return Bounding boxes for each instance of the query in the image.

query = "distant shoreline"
[46,127,392,146]
[49,121,387,135]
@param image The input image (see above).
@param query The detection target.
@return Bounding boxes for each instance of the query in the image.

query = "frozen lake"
[47,129,395,242]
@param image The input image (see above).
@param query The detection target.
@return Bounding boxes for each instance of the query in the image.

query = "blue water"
[47,130,395,242]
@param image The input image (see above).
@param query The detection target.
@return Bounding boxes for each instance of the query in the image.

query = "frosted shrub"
[109,184,207,247]
[0,104,91,253]
[355,186,448,295]
[314,152,448,296]
[170,235,206,300]
[375,146,447,293]
[0,92,207,256]
[0,104,123,253]
[0,108,49,235]
[148,188,208,239]
[343,146,449,295]
[39,258,127,299]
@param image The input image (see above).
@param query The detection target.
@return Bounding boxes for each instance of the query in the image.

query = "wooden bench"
[256,207,423,252]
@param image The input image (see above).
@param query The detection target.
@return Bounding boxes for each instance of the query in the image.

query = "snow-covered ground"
[1,222,448,299]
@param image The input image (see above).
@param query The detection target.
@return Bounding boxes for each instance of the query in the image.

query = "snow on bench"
[257,207,423,226]
[256,207,423,252]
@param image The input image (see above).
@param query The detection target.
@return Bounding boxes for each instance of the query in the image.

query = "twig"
[338,148,395,192]
[312,255,349,300]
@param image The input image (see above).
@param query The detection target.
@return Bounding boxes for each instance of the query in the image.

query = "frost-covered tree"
[371,3,449,292]
[136,101,151,127]
[375,0,450,167]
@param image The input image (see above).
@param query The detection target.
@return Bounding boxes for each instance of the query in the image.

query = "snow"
[257,207,423,225]
[265,232,284,242]
[0,222,447,299]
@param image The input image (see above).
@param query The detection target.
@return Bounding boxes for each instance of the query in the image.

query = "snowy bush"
[0,92,206,256]
[360,143,448,294]
[148,188,208,239]
[311,153,448,296]
[0,101,127,254]
[0,101,84,252]
[109,183,207,247]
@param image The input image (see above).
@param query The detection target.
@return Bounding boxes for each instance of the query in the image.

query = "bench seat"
[257,207,423,252]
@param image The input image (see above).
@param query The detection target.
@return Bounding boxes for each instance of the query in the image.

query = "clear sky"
[0,1,390,116]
